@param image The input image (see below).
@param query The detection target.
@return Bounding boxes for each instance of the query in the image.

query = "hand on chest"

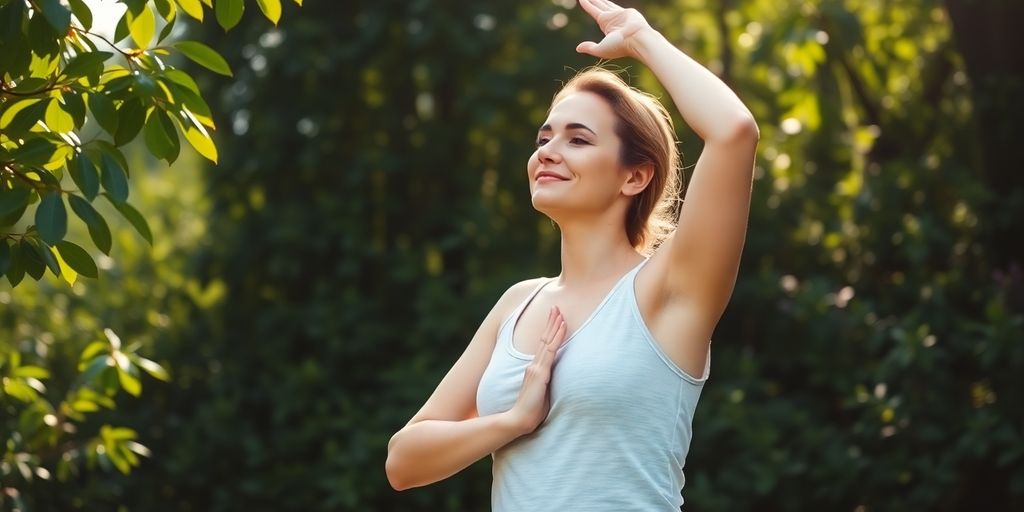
[510,281,619,356]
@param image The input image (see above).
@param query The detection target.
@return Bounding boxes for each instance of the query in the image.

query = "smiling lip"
[536,171,568,182]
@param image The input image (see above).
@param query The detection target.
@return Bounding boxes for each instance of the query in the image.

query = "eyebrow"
[538,122,597,136]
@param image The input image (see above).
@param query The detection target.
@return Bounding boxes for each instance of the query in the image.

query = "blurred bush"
[5,0,1022,510]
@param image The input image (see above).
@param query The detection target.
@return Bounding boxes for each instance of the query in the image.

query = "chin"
[531,192,577,222]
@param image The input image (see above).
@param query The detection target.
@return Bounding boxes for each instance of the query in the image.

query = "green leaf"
[0,186,32,217]
[70,154,101,200]
[107,198,152,245]
[133,73,160,100]
[114,98,146,145]
[157,12,177,44]
[19,240,46,279]
[0,202,27,227]
[71,398,100,412]
[87,92,119,135]
[62,51,113,80]
[3,379,38,402]
[100,153,129,203]
[113,10,130,44]
[127,4,155,48]
[27,9,60,59]
[35,192,67,245]
[11,138,57,167]
[5,242,24,286]
[25,238,60,277]
[56,240,97,278]
[143,109,180,163]
[69,194,112,254]
[103,74,134,95]
[89,141,129,175]
[117,367,141,397]
[79,341,109,364]
[67,0,93,31]
[163,79,214,125]
[52,241,78,285]
[154,0,176,21]
[173,41,232,76]
[214,0,243,31]
[0,0,27,42]
[63,92,87,129]
[1,99,50,136]
[134,356,170,381]
[175,0,204,21]
[178,111,218,163]
[13,365,50,379]
[38,0,71,34]
[162,68,201,94]
[102,425,137,441]
[78,355,112,382]
[44,96,75,133]
[0,240,10,276]
[256,0,281,24]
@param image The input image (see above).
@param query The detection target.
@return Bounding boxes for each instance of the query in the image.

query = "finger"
[553,319,568,348]
[576,41,599,55]
[543,306,556,342]
[578,0,606,18]
[534,335,554,369]
[545,319,566,356]
[576,31,623,57]
[593,0,620,10]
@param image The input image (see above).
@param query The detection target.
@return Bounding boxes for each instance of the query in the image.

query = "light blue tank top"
[476,259,710,511]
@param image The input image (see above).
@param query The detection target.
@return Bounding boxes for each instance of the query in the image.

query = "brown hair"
[551,67,682,255]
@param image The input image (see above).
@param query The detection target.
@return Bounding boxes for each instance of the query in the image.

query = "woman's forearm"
[385,412,524,490]
[630,27,757,142]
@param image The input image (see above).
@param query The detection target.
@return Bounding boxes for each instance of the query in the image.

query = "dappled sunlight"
[3,0,1021,510]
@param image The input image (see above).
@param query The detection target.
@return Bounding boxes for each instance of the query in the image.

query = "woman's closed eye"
[535,136,592,147]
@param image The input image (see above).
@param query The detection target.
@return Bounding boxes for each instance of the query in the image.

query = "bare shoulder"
[492,277,548,318]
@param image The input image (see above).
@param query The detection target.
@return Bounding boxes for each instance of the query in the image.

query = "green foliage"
[2,0,299,510]
[0,327,168,507]
[0,0,295,288]
[1,149,214,511]
[3,0,1022,511]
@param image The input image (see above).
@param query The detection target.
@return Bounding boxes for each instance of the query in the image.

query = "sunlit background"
[2,0,1022,510]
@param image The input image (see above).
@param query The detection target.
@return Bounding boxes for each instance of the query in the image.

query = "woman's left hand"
[575,0,655,60]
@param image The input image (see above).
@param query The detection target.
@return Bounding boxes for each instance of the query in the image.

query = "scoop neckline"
[505,258,648,360]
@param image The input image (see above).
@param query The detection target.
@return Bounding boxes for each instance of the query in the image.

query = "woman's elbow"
[385,453,412,491]
[725,115,760,143]
[385,432,416,491]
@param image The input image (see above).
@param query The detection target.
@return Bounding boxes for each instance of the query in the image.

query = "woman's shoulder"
[490,276,550,320]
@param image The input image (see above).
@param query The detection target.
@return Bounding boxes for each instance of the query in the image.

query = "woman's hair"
[550,67,682,255]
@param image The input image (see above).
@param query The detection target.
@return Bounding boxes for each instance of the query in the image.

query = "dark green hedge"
[6,0,1022,510]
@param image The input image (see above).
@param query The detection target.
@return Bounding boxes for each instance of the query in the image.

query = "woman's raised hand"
[507,306,568,435]
[575,0,655,60]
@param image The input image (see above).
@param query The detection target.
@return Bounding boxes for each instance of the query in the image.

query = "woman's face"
[528,91,629,219]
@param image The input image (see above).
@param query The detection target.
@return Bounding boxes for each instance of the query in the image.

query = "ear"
[621,163,654,197]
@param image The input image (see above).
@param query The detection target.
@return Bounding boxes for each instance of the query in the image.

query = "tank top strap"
[624,257,652,290]
[499,277,555,334]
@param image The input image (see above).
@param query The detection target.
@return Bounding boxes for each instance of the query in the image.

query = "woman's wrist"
[495,409,530,438]
[627,26,667,63]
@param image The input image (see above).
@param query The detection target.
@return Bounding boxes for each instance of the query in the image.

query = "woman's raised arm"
[578,0,759,321]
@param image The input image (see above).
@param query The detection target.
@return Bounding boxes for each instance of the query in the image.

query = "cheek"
[526,152,539,173]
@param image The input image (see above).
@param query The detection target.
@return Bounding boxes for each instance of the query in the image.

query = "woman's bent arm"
[385,278,547,491]
[576,0,758,318]
[386,413,523,490]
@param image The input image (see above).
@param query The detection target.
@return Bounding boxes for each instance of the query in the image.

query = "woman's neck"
[555,217,644,287]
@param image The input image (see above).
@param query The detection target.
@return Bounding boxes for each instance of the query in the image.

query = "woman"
[386,0,758,509]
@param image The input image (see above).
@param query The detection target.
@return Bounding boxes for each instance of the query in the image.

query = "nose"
[536,141,562,165]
